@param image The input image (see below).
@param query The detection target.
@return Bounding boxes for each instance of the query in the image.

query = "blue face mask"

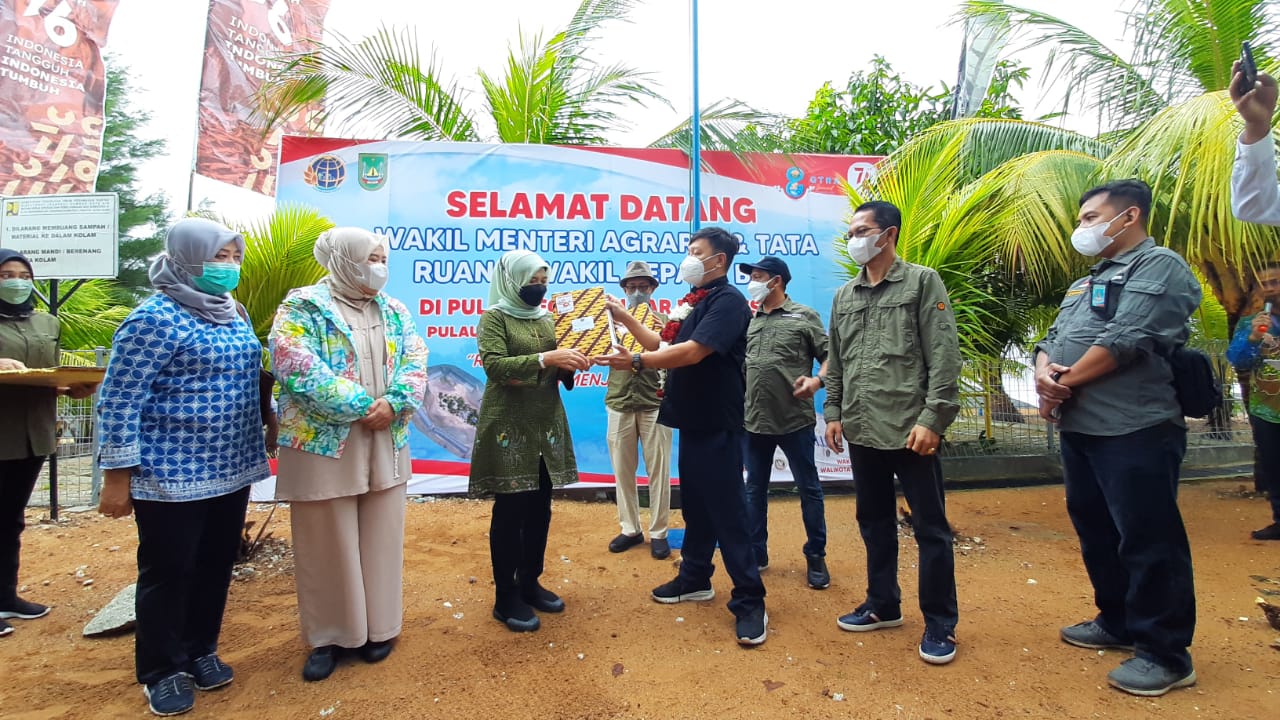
[192,262,241,295]
[0,278,33,305]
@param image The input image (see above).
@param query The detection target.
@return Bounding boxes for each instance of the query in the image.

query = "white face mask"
[361,262,389,292]
[679,253,720,286]
[746,279,773,303]
[625,289,652,307]
[1070,210,1130,257]
[846,229,886,265]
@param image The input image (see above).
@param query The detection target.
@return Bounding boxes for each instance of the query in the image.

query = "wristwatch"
[631,352,644,372]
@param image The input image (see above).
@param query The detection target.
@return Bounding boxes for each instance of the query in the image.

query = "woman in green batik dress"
[469,249,588,633]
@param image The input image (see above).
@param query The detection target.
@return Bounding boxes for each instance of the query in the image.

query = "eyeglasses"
[621,283,652,292]
[846,227,883,240]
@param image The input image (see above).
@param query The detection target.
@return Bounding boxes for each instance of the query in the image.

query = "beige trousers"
[606,407,672,539]
[290,482,407,649]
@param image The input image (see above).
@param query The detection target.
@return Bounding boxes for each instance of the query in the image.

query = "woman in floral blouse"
[470,250,588,632]
[97,218,271,717]
[269,227,428,682]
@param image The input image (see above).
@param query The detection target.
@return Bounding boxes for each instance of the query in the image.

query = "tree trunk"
[982,362,1025,424]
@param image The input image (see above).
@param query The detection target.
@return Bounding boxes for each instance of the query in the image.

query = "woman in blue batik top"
[96,218,272,718]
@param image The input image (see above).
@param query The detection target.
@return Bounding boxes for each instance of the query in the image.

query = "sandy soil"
[3,479,1280,720]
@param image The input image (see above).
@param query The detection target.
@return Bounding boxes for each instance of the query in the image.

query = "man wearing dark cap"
[738,256,830,589]
[603,261,673,559]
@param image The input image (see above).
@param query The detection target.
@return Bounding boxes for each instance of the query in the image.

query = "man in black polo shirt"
[598,226,767,646]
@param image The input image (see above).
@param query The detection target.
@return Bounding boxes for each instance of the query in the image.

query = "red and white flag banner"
[195,0,331,196]
[0,0,119,196]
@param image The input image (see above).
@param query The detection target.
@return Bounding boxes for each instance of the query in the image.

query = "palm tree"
[957,0,1280,331]
[842,118,1113,429]
[256,0,772,151]
[35,281,132,351]
[230,205,335,345]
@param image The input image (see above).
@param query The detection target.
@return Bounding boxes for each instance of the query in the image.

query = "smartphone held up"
[1238,41,1258,96]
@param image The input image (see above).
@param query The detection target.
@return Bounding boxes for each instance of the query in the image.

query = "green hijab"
[489,249,549,319]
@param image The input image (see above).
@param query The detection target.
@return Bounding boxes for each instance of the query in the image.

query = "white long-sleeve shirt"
[1232,135,1280,226]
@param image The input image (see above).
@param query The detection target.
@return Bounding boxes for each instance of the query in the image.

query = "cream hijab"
[313,227,388,302]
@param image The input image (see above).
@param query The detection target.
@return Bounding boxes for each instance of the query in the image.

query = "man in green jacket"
[823,200,962,665]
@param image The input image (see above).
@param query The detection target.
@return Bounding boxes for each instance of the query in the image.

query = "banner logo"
[785,166,807,199]
[358,153,387,191]
[304,155,345,192]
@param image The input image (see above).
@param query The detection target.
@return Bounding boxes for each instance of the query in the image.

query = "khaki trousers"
[290,482,406,649]
[606,407,672,539]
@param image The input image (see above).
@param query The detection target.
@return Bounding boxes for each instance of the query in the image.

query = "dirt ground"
[3,479,1279,720]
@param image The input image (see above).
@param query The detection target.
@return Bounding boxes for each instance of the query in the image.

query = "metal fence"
[943,340,1247,459]
[26,348,106,511]
[27,341,1252,510]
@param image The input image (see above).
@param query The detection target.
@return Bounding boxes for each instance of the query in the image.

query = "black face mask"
[518,283,548,307]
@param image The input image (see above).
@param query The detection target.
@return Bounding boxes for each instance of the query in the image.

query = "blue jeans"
[676,428,766,618]
[744,428,827,561]
[1060,422,1195,674]
[847,444,958,636]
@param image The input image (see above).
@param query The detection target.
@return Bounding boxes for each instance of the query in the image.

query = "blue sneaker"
[919,629,957,665]
[187,653,233,690]
[143,672,195,716]
[836,604,903,632]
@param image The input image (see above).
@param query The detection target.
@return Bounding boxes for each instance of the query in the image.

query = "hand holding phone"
[1238,41,1258,96]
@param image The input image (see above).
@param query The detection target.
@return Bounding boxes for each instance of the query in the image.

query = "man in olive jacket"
[823,200,962,665]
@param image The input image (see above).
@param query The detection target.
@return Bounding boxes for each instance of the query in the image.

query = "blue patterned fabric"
[97,294,270,502]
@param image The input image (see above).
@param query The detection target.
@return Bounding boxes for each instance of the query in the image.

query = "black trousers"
[1251,415,1280,523]
[490,461,553,597]
[0,455,45,605]
[1060,423,1195,674]
[847,444,959,636]
[133,487,250,685]
[676,428,765,618]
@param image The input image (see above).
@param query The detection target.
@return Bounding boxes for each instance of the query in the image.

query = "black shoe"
[650,537,671,560]
[736,606,769,646]
[143,672,195,716]
[360,639,394,663]
[608,533,644,553]
[493,595,540,632]
[521,583,566,613]
[187,653,233,690]
[1251,522,1280,540]
[0,597,50,620]
[302,646,340,682]
[651,576,715,603]
[806,554,830,589]
[0,618,11,637]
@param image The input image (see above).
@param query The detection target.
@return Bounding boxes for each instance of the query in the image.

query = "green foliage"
[842,118,1111,365]
[786,56,1028,156]
[33,280,131,350]
[231,205,335,344]
[98,58,170,303]
[260,0,667,147]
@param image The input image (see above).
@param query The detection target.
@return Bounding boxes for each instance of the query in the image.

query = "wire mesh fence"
[26,348,107,510]
[26,341,1252,510]
[942,340,1248,459]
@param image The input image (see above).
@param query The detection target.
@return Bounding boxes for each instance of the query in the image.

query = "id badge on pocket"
[1089,276,1123,320]
[1090,283,1107,310]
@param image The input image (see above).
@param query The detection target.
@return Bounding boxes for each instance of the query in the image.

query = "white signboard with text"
[0,193,119,279]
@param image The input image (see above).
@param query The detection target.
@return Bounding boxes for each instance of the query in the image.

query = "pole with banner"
[0,191,118,518]
[689,0,702,233]
[194,0,331,195]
